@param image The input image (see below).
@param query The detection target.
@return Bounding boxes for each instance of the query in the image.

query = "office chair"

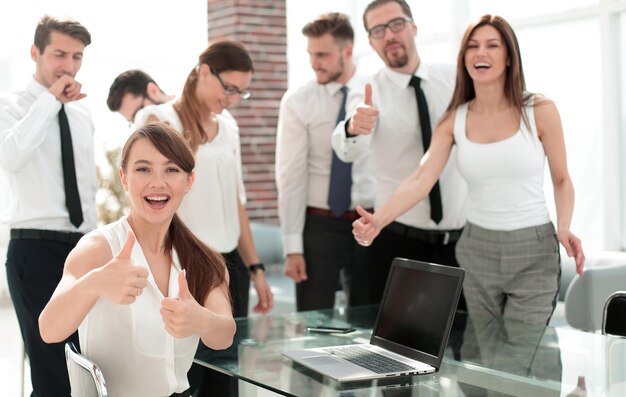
[65,342,108,397]
[250,222,283,266]
[564,263,626,332]
[602,291,626,337]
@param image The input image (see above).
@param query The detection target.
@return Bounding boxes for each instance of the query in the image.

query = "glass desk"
[195,306,626,396]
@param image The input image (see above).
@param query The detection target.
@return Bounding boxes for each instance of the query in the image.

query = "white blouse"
[78,217,199,397]
[135,102,246,253]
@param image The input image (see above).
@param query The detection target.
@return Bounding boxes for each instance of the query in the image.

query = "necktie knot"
[408,75,421,89]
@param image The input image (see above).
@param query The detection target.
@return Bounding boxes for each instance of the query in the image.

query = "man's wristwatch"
[248,263,266,274]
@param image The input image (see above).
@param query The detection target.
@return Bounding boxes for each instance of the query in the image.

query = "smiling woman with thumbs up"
[39,122,234,397]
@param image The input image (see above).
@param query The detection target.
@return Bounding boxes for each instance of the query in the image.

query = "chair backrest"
[250,222,283,266]
[603,291,626,336]
[564,263,626,332]
[65,342,108,397]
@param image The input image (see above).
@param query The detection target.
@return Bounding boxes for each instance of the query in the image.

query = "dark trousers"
[368,224,465,310]
[223,249,250,318]
[6,238,80,397]
[188,249,248,397]
[296,213,370,311]
[368,224,467,359]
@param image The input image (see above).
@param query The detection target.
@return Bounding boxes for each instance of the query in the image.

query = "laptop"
[283,258,465,382]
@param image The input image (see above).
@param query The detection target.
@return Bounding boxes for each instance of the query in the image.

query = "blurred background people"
[352,14,584,327]
[332,0,468,307]
[0,15,96,396]
[134,40,273,396]
[276,12,374,311]
[107,69,174,123]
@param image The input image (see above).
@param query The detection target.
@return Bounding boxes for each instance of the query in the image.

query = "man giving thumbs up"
[331,0,467,306]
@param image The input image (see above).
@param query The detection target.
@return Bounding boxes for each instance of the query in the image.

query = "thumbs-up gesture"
[348,83,378,135]
[96,230,149,304]
[160,269,202,338]
[352,206,381,247]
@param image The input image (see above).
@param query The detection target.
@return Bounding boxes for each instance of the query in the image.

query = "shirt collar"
[321,67,361,96]
[322,80,346,97]
[382,62,430,88]
[27,75,48,97]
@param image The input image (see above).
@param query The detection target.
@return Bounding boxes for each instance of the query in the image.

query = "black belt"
[306,206,373,221]
[386,222,462,245]
[10,228,84,245]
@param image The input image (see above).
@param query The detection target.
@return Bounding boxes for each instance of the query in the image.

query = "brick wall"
[207,0,287,222]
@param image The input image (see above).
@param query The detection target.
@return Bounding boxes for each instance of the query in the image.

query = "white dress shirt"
[276,74,376,254]
[135,102,246,253]
[0,77,97,233]
[332,63,467,231]
[79,217,198,397]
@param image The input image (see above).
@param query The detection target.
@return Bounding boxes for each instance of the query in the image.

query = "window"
[517,18,605,248]
[617,12,626,249]
[469,0,598,20]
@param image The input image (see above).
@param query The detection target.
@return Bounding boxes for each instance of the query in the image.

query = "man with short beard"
[332,0,468,307]
[276,12,374,311]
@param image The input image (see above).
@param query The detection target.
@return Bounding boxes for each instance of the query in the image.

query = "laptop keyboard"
[325,346,416,374]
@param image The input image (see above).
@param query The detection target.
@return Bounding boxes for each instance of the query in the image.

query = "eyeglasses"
[210,67,252,100]
[367,16,413,39]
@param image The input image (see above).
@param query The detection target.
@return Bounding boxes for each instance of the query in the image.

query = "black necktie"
[328,86,352,216]
[408,76,443,224]
[59,104,83,228]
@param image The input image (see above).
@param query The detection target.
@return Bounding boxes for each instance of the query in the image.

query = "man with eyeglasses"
[107,69,174,123]
[332,0,468,307]
[276,12,375,311]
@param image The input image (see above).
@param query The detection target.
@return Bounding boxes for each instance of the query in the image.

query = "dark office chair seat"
[65,342,109,397]
[602,291,626,337]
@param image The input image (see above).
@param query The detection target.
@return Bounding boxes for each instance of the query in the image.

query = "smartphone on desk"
[306,326,356,334]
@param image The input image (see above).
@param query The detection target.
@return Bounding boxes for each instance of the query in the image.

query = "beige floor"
[0,298,30,397]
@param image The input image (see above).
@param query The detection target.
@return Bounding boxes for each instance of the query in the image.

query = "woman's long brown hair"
[174,40,254,152]
[120,122,228,304]
[443,14,534,129]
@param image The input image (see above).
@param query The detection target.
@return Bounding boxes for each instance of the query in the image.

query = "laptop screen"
[372,259,463,360]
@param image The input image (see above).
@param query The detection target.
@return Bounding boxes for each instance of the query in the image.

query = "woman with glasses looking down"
[135,39,273,393]
[136,40,272,318]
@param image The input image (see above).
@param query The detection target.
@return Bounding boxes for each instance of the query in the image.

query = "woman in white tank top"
[352,15,584,325]
[39,123,235,396]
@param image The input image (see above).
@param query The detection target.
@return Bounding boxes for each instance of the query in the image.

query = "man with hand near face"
[0,15,96,396]
[276,12,375,311]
